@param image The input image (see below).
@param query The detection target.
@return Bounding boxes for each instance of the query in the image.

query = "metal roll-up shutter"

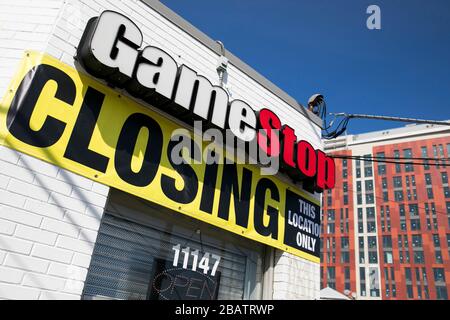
[82,190,264,300]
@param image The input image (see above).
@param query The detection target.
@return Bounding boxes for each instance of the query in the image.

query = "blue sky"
[161,0,450,134]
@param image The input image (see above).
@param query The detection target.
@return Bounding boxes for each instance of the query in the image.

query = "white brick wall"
[0,145,109,300]
[273,251,320,300]
[0,0,64,98]
[0,0,321,299]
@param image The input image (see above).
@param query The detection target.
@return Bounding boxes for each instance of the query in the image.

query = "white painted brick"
[0,235,33,254]
[0,219,16,236]
[0,266,24,284]
[0,189,27,209]
[0,174,10,189]
[56,170,93,190]
[7,179,50,202]
[39,290,79,300]
[0,205,43,229]
[49,34,76,56]
[48,263,87,281]
[71,253,92,268]
[0,146,20,164]
[14,225,57,246]
[4,253,49,274]
[71,187,107,207]
[0,251,6,264]
[22,273,66,291]
[0,48,24,60]
[48,193,87,213]
[45,43,63,60]
[41,218,80,238]
[35,25,54,34]
[62,279,84,295]
[0,21,36,32]
[63,210,101,231]
[91,182,110,196]
[78,229,99,243]
[84,204,105,218]
[31,244,73,264]
[24,199,65,220]
[56,235,94,255]
[33,174,73,196]
[14,31,49,42]
[0,283,40,300]
[18,155,59,178]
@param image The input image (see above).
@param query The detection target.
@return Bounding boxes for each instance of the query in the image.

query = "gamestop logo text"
[77,11,335,191]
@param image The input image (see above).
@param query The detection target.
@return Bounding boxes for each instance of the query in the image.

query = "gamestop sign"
[78,11,335,192]
[0,11,334,262]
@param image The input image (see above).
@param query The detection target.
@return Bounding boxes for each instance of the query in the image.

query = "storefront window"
[83,191,265,300]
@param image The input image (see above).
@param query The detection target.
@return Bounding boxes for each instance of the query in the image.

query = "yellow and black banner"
[0,51,321,262]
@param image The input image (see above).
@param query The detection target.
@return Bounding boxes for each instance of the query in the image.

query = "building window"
[425,203,432,230]
[364,155,373,177]
[444,186,450,198]
[447,234,450,256]
[409,204,421,231]
[434,268,446,282]
[403,148,414,172]
[367,221,376,233]
[433,234,443,264]
[369,268,380,297]
[344,267,351,291]
[327,223,335,234]
[421,146,430,170]
[433,145,440,169]
[442,172,449,184]
[426,188,434,199]
[393,176,402,188]
[342,160,348,178]
[447,202,450,228]
[406,285,414,299]
[359,236,365,263]
[341,237,349,250]
[384,268,390,298]
[394,190,404,202]
[383,235,393,264]
[368,236,378,263]
[394,150,401,173]
[433,268,448,300]
[327,267,336,289]
[425,173,432,185]
[360,267,366,296]
[327,189,332,206]
[382,177,388,189]
[341,251,350,264]
[366,207,375,219]
[377,152,386,175]
[399,204,407,231]
[343,182,349,205]
[412,234,422,248]
[435,251,443,264]
[356,160,361,179]
[405,268,412,282]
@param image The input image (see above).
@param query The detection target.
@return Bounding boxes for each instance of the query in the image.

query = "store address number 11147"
[172,244,221,277]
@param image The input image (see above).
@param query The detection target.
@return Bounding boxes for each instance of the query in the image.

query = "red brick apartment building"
[321,123,450,300]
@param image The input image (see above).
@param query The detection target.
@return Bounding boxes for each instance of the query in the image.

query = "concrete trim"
[140,0,323,128]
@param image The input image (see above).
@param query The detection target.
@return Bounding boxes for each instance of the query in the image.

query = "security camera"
[307,94,325,115]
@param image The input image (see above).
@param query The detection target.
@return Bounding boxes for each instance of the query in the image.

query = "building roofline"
[141,0,323,128]
[324,123,450,151]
